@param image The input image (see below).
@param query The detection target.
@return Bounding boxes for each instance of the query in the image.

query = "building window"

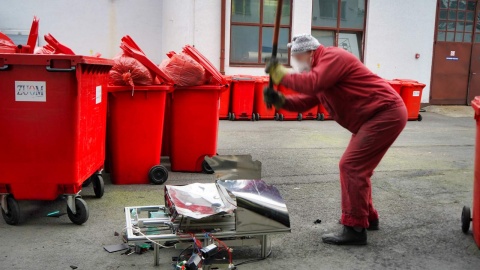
[230,0,292,66]
[436,0,477,43]
[311,0,367,61]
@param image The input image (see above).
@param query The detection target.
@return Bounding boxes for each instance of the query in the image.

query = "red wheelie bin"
[394,79,426,121]
[219,75,232,120]
[0,54,113,225]
[170,85,226,172]
[169,45,227,173]
[317,104,333,121]
[230,76,255,121]
[253,76,275,120]
[276,85,318,121]
[462,97,480,248]
[386,80,402,95]
[108,85,173,185]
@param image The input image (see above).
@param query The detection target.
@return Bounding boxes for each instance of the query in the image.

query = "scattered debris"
[114,231,119,236]
[46,211,66,218]
[103,243,130,253]
[314,219,322,224]
[70,266,78,269]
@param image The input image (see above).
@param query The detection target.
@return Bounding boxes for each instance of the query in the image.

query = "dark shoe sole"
[322,239,367,246]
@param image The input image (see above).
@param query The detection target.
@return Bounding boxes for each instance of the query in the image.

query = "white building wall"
[0,0,437,103]
[0,0,164,62]
[364,0,437,103]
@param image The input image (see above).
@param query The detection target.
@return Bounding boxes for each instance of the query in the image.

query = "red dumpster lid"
[108,85,173,93]
[0,53,114,67]
[223,75,233,83]
[472,97,480,116]
[182,45,227,85]
[120,35,175,85]
[232,75,255,81]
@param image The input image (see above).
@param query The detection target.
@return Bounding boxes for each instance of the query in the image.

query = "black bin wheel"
[231,113,236,121]
[228,112,232,121]
[67,198,89,225]
[1,195,20,225]
[318,113,325,121]
[149,165,169,185]
[202,160,214,174]
[462,206,471,234]
[418,114,423,122]
[274,113,279,121]
[92,174,105,199]
[297,113,303,121]
[279,114,284,121]
[255,113,260,121]
[251,114,256,121]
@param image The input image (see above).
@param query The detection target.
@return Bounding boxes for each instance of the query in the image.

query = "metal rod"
[261,235,268,258]
[153,242,159,266]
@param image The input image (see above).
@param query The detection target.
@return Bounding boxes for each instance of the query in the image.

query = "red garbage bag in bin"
[159,53,205,86]
[109,55,153,87]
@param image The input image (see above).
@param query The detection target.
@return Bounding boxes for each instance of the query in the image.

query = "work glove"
[263,87,286,109]
[265,58,288,85]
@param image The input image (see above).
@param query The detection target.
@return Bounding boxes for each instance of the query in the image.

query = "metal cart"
[123,179,291,267]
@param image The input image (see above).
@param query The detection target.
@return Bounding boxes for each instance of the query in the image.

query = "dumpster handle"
[0,64,8,71]
[46,66,76,72]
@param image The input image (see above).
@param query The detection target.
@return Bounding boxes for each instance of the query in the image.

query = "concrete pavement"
[1,111,479,270]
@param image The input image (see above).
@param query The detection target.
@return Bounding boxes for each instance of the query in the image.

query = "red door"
[468,44,480,102]
[430,0,479,105]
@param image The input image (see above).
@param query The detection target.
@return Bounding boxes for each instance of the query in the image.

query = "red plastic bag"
[109,55,153,87]
[159,53,205,86]
[0,32,16,53]
[34,44,55,54]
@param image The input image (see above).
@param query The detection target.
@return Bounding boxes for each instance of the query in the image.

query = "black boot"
[368,219,379,231]
[322,226,367,245]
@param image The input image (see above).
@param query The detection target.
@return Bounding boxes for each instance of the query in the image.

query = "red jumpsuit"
[280,46,407,228]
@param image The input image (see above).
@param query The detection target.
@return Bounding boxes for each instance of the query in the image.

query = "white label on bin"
[15,81,46,102]
[96,85,102,104]
[413,91,420,97]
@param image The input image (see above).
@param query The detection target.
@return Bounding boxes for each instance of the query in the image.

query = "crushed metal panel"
[204,155,262,180]
[216,180,290,232]
[165,183,236,219]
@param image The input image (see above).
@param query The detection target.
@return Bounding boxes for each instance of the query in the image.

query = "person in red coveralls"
[265,34,407,245]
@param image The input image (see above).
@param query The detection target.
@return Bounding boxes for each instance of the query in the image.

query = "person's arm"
[281,54,347,95]
[282,94,320,113]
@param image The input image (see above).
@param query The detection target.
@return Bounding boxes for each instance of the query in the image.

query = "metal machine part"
[204,155,262,180]
[123,179,290,266]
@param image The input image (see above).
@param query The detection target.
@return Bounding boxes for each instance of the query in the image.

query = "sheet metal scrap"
[204,155,262,180]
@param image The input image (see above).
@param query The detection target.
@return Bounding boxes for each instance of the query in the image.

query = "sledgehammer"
[265,0,283,109]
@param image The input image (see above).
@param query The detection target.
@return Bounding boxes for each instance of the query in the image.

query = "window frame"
[311,0,368,62]
[229,0,293,67]
[434,0,478,43]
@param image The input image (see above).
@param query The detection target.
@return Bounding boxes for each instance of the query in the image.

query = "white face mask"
[296,61,311,73]
[294,54,313,73]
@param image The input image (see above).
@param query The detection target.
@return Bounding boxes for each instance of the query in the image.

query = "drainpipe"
[220,0,226,74]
